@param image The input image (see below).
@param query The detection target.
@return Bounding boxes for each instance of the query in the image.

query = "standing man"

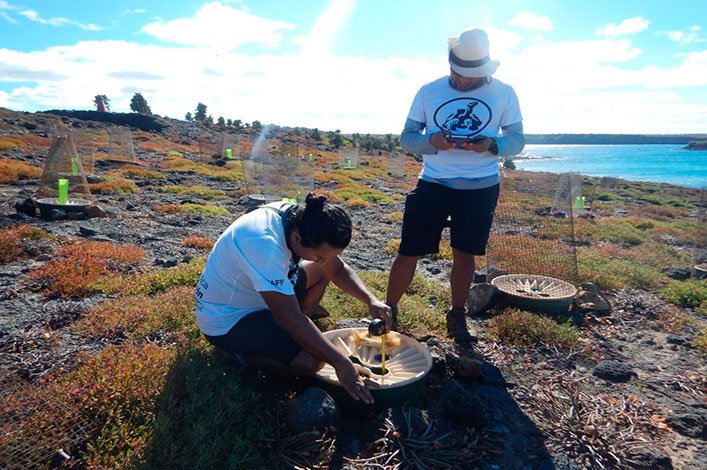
[386,28,525,345]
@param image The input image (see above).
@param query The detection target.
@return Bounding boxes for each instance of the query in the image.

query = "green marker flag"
[58,178,69,205]
[226,148,233,159]
[71,158,79,176]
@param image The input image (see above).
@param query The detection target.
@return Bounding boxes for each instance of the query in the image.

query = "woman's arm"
[260,290,375,404]
[319,257,392,329]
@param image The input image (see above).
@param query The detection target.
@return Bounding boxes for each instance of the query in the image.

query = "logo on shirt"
[434,98,492,137]
[269,279,286,287]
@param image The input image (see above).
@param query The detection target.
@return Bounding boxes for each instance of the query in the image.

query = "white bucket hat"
[447,28,499,77]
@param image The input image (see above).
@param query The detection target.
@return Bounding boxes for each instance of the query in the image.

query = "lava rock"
[83,205,109,218]
[154,258,178,268]
[445,353,483,381]
[14,198,37,217]
[627,446,672,469]
[666,411,706,439]
[576,283,611,314]
[283,387,340,435]
[592,360,635,383]
[79,226,97,237]
[466,283,499,315]
[661,267,691,280]
[46,209,67,221]
[439,379,486,426]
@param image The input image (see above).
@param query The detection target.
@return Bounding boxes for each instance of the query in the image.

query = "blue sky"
[1,0,706,134]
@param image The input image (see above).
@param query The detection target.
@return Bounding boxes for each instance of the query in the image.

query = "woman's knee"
[290,350,325,375]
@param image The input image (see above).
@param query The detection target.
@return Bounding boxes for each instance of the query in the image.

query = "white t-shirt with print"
[195,202,300,336]
[407,76,522,180]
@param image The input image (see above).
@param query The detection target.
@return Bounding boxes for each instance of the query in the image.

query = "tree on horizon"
[194,103,208,121]
[185,112,193,121]
[93,94,110,112]
[129,93,152,115]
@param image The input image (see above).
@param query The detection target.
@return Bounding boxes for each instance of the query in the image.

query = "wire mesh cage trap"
[339,148,360,170]
[36,134,92,205]
[242,138,314,203]
[0,369,95,469]
[105,127,136,163]
[484,171,580,285]
[388,151,406,178]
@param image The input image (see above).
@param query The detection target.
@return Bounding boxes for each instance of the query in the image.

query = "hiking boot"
[446,307,477,345]
[466,283,499,316]
[386,303,398,331]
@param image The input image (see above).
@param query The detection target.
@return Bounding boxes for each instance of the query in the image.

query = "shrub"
[693,328,707,355]
[116,257,206,296]
[488,308,579,348]
[388,211,404,223]
[160,185,227,201]
[0,159,42,183]
[345,197,369,209]
[110,165,165,180]
[74,285,197,341]
[89,177,140,194]
[659,279,707,310]
[152,203,228,216]
[46,343,177,468]
[180,236,215,250]
[29,241,145,298]
[0,225,51,263]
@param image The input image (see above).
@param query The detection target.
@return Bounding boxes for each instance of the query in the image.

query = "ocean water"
[514,144,706,189]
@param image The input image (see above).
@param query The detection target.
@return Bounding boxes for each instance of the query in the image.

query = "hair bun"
[304,193,327,211]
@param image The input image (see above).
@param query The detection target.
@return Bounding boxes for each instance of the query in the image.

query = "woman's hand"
[368,299,393,332]
[334,360,376,404]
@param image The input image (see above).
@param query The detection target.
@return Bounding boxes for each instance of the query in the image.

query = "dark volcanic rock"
[592,360,635,383]
[439,379,486,425]
[666,411,706,439]
[627,446,672,469]
[283,387,340,435]
[661,267,692,280]
[466,283,499,315]
[14,198,37,217]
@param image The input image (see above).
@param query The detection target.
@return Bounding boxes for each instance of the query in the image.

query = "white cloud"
[1,11,15,23]
[508,11,553,32]
[293,0,355,56]
[18,9,102,31]
[596,16,649,37]
[122,8,146,15]
[660,25,706,46]
[141,1,294,49]
[0,1,15,9]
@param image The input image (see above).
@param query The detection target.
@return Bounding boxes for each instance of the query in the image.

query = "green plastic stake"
[226,148,233,159]
[573,196,585,209]
[58,178,69,205]
[345,157,352,168]
[71,158,79,176]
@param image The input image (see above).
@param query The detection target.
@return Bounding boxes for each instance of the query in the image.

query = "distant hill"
[524,134,707,145]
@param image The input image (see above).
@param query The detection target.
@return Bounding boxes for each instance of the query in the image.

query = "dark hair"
[288,193,352,248]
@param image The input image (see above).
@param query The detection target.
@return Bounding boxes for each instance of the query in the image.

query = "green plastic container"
[57,179,69,205]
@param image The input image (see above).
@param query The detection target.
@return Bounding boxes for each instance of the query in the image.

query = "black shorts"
[204,267,307,366]
[399,179,499,256]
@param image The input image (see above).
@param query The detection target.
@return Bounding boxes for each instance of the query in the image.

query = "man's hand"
[458,136,493,153]
[429,131,456,151]
[368,299,393,332]
[334,360,375,404]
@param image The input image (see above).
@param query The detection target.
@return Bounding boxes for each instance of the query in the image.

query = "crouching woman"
[195,193,391,404]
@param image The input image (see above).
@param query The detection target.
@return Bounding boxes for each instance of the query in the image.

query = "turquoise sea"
[514,144,706,189]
